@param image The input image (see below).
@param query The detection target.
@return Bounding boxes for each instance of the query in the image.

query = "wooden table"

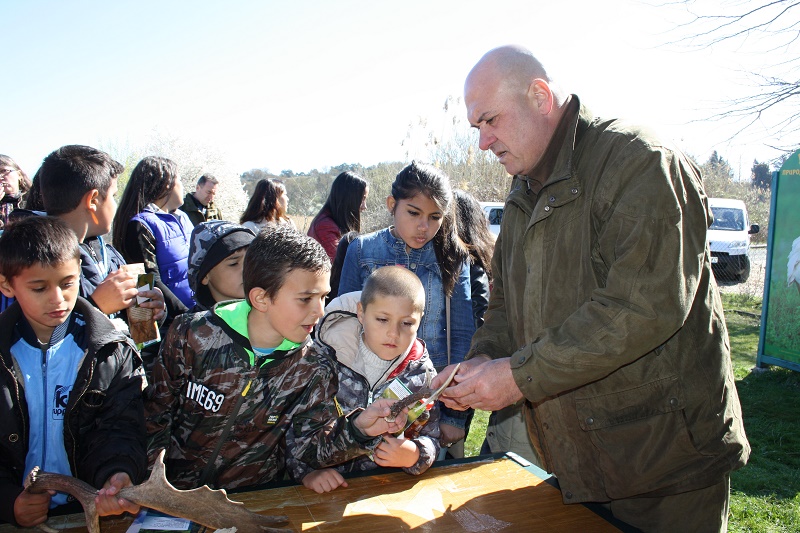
[0,454,632,532]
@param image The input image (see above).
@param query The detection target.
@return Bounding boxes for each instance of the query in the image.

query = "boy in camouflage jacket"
[145,226,406,490]
[293,266,441,493]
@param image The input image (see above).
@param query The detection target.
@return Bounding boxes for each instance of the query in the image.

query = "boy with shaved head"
[294,266,440,493]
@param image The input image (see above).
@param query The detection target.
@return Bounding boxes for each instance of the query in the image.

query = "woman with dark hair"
[453,189,496,329]
[240,178,294,233]
[0,155,33,229]
[337,161,475,455]
[307,171,369,260]
[112,156,194,317]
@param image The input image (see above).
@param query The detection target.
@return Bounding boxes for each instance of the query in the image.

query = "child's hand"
[373,436,420,468]
[353,398,407,436]
[138,287,167,321]
[93,269,139,315]
[302,469,348,494]
[14,488,53,527]
[96,472,139,516]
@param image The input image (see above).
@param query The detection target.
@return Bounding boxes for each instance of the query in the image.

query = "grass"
[462,292,800,531]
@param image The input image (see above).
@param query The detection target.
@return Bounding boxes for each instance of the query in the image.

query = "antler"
[25,449,291,533]
[386,363,460,422]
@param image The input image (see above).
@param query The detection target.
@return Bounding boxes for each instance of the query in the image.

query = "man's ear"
[528,78,554,115]
[0,275,15,298]
[356,301,364,325]
[386,195,396,214]
[249,287,270,312]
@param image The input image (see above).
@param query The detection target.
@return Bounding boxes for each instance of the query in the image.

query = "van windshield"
[710,207,745,231]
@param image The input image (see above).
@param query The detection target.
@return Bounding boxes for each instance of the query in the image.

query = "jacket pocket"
[575,376,710,499]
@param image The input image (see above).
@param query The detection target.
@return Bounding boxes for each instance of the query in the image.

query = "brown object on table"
[9,455,624,532]
[22,450,290,533]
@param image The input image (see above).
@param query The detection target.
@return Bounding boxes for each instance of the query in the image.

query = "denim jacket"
[338,227,475,369]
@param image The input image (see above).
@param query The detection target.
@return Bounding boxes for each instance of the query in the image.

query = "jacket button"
[9,434,18,443]
[669,397,679,407]
[571,188,578,194]
[565,491,573,499]
[526,376,532,382]
[488,431,494,437]
[409,263,417,269]
[586,417,594,426]
[544,205,551,212]
[517,355,526,364]
[549,196,556,202]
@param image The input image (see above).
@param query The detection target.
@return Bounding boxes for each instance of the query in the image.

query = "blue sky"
[1,0,787,179]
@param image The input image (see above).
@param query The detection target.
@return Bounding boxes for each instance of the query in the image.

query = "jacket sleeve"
[404,399,441,476]
[469,220,522,361]
[470,263,490,329]
[309,217,341,261]
[75,342,148,488]
[285,350,377,471]
[144,317,191,465]
[511,147,710,401]
[337,238,366,294]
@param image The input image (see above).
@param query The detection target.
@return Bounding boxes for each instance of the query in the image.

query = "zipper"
[199,377,253,486]
[40,343,48,469]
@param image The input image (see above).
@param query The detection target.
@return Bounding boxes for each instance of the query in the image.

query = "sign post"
[757,149,800,371]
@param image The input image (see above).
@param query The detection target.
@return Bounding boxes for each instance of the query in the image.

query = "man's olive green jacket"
[469,98,750,503]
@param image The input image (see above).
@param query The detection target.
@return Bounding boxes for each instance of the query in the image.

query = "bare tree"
[661,0,800,158]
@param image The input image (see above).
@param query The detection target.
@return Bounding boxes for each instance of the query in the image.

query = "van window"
[710,207,745,231]
[488,208,503,226]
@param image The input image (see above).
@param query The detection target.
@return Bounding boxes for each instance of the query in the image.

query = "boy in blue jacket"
[0,216,147,528]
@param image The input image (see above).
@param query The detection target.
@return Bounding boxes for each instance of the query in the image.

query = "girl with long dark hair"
[112,156,194,316]
[307,171,369,260]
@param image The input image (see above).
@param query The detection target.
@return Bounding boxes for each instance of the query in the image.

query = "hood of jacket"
[316,291,425,388]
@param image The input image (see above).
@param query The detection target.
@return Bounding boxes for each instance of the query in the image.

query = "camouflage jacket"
[299,292,440,477]
[145,300,378,490]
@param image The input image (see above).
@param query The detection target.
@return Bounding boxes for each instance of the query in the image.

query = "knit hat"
[188,221,256,307]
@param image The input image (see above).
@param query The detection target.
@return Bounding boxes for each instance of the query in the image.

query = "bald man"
[435,46,750,531]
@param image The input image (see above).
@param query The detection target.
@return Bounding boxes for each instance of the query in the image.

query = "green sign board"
[758,149,800,371]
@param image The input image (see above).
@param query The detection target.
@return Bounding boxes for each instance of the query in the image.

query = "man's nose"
[478,128,495,151]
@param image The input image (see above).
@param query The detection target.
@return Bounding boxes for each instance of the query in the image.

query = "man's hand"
[441,357,523,412]
[373,436,420,468]
[302,469,348,494]
[92,269,139,315]
[353,398,407,436]
[14,489,53,527]
[138,287,167,322]
[96,472,139,516]
[435,355,491,410]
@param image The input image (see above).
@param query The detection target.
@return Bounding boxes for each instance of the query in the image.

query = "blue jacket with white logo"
[0,297,147,526]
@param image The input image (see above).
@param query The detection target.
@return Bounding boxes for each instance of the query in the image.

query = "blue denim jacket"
[339,227,475,369]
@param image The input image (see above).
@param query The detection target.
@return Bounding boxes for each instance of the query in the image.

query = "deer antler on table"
[24,449,292,533]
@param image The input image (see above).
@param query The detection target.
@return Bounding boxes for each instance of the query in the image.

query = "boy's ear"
[0,275,15,298]
[356,301,364,324]
[386,196,396,214]
[201,274,210,287]
[84,189,102,216]
[249,287,270,312]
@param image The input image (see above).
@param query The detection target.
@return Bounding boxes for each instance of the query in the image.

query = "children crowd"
[0,147,495,527]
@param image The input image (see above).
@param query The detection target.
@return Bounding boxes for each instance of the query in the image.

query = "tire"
[735,256,751,283]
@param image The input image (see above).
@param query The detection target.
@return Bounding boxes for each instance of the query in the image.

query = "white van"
[707,198,759,282]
